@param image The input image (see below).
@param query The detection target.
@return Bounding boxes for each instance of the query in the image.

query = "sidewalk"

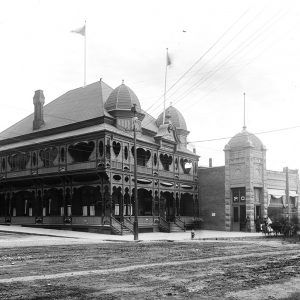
[0,225,264,248]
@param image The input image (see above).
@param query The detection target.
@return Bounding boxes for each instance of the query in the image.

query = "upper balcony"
[0,138,198,183]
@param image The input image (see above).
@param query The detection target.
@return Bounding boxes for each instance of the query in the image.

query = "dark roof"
[226,128,265,150]
[0,80,160,144]
[104,83,141,112]
[156,105,187,131]
[0,81,114,141]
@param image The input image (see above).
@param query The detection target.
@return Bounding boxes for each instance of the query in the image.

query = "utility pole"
[285,167,290,222]
[131,104,139,240]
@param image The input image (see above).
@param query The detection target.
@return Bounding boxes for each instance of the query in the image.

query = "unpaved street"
[0,236,299,299]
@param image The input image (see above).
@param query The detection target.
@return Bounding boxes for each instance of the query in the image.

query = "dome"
[226,128,264,150]
[156,106,187,131]
[104,83,141,112]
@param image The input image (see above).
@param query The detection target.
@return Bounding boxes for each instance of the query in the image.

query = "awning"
[181,184,193,189]
[160,181,174,187]
[267,189,285,198]
[289,191,298,197]
[268,189,298,197]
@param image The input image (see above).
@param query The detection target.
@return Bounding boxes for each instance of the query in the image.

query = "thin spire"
[84,20,86,87]
[162,48,170,124]
[243,92,246,130]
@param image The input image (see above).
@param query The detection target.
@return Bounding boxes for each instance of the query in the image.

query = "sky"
[0,0,300,171]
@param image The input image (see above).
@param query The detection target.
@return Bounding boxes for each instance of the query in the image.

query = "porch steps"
[169,222,185,232]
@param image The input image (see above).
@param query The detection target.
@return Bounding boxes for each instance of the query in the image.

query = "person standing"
[246,215,251,232]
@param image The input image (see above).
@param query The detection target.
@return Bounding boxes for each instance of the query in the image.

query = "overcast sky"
[0,0,300,171]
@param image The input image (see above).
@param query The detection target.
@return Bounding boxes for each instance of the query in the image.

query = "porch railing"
[110,216,123,235]
[123,217,134,233]
[158,217,170,232]
[174,217,186,231]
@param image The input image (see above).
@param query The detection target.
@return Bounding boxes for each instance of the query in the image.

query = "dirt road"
[0,238,299,299]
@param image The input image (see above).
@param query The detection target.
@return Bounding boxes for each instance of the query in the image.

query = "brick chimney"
[33,90,45,130]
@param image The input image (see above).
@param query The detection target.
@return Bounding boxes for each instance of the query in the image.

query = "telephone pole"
[285,167,290,222]
[131,104,139,240]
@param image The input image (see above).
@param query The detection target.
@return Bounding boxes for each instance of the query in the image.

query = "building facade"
[0,80,199,234]
[199,127,300,232]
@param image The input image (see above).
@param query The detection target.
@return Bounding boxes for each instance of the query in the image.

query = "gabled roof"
[0,81,113,142]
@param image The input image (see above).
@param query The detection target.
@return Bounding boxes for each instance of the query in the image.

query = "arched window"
[60,147,65,163]
[1,158,6,171]
[99,140,104,157]
[124,146,128,160]
[32,152,37,166]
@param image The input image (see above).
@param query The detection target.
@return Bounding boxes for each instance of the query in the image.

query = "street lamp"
[131,104,139,240]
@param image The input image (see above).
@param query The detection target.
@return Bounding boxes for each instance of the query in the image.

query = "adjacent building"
[198,126,300,232]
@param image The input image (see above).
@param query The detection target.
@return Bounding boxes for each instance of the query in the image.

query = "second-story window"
[68,141,95,163]
[99,141,104,157]
[1,158,5,172]
[160,153,172,171]
[60,147,65,163]
[8,152,30,171]
[39,147,58,167]
[112,141,121,158]
[32,152,37,167]
[124,146,128,160]
[131,147,151,167]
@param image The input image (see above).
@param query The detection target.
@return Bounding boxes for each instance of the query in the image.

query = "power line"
[141,7,287,130]
[144,7,251,115]
[169,9,287,107]
[188,124,300,144]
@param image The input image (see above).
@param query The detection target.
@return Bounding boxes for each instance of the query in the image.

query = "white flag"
[71,25,85,36]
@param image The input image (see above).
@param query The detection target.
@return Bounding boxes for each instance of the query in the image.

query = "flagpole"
[162,48,169,125]
[84,20,87,87]
[243,92,246,130]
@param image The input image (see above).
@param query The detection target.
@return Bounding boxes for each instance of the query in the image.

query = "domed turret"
[156,105,187,131]
[225,128,265,150]
[104,82,141,113]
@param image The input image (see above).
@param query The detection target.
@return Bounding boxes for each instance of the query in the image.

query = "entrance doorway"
[255,205,261,219]
[160,191,175,221]
[232,205,246,231]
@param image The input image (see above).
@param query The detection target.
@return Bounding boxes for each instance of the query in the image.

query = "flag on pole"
[71,21,87,87]
[167,52,172,66]
[71,24,86,36]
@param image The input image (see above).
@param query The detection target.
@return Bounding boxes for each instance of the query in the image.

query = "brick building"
[198,126,300,232]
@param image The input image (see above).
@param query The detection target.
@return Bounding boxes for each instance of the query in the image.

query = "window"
[290,197,296,208]
[60,148,65,163]
[160,153,172,171]
[131,147,151,167]
[99,141,104,157]
[232,187,246,203]
[39,147,58,167]
[254,188,261,203]
[124,146,128,160]
[1,158,5,171]
[32,152,37,166]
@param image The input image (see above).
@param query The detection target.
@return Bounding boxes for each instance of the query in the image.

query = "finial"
[170,101,173,107]
[99,78,102,82]
[122,79,124,84]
